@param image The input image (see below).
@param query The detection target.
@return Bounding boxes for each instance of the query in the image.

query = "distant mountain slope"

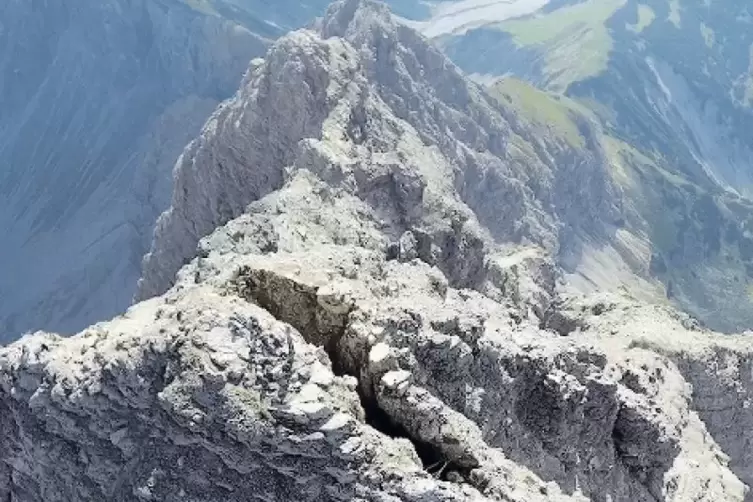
[433,0,753,331]
[0,0,273,341]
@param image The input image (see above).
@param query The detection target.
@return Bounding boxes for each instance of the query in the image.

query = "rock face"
[3,0,753,501]
[14,221,753,500]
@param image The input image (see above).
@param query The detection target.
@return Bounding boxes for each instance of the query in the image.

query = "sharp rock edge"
[2,0,753,501]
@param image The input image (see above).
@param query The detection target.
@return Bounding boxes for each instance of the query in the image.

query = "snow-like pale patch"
[406,0,552,37]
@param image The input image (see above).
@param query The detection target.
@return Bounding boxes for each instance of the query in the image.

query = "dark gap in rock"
[233,273,471,484]
[385,241,400,261]
[325,334,350,380]
[323,334,440,471]
[539,301,586,336]
[324,327,468,482]
[591,303,607,316]
[357,388,469,481]
[611,405,680,500]
[539,310,580,336]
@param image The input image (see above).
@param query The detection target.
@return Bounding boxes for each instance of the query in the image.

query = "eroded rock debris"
[3,1,753,500]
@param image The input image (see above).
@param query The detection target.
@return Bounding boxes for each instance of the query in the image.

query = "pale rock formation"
[169,195,750,500]
[0,285,487,501]
[137,0,618,304]
[2,1,752,501]
[5,179,753,498]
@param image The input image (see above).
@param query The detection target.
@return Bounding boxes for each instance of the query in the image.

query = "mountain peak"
[136,0,567,303]
[318,0,393,38]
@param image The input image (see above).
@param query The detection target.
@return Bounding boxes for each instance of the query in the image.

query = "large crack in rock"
[215,247,580,501]
[225,250,467,478]
[157,139,751,500]
[191,232,744,501]
[2,160,750,502]
[0,285,495,501]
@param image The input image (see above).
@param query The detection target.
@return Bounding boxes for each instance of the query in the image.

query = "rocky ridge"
[2,1,753,501]
[137,0,621,305]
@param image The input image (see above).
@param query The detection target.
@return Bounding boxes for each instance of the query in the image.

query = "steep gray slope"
[432,0,753,332]
[0,0,269,341]
[2,1,753,500]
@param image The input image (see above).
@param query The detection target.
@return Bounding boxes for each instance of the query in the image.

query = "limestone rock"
[0,286,489,501]
[184,231,750,501]
[3,1,753,501]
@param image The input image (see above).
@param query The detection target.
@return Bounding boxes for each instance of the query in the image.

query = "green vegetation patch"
[498,0,626,90]
[490,77,586,148]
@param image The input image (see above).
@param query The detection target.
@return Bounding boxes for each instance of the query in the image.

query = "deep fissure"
[325,329,469,482]
[236,269,471,483]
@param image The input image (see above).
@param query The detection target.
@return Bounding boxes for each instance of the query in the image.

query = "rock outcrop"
[3,1,753,501]
[4,172,753,499]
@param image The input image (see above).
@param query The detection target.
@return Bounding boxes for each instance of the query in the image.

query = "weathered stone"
[3,1,753,501]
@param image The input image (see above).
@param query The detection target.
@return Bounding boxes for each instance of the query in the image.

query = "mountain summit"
[137,0,621,308]
[138,0,753,334]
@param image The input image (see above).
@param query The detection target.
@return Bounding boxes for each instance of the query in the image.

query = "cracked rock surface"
[3,1,753,501]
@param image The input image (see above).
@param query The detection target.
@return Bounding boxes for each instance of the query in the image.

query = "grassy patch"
[601,135,638,189]
[499,0,624,46]
[498,0,625,90]
[490,77,586,148]
[570,96,618,126]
